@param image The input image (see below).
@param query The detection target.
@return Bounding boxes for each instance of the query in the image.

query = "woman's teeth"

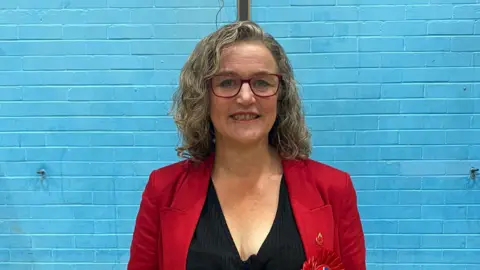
[231,114,259,120]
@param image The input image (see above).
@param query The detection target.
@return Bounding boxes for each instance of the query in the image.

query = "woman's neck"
[212,139,282,180]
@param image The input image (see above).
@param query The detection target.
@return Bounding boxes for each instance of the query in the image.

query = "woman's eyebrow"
[215,70,274,76]
[215,70,238,76]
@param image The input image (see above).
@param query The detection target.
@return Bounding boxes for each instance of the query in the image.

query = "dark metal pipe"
[238,0,250,21]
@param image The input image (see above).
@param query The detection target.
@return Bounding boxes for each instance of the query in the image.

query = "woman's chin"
[225,133,268,146]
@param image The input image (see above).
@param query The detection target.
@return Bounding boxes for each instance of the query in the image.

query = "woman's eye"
[219,79,238,88]
[254,80,270,87]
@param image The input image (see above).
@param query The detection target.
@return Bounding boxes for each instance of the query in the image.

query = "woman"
[127,21,366,270]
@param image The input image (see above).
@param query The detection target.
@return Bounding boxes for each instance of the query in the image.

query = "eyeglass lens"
[212,74,280,97]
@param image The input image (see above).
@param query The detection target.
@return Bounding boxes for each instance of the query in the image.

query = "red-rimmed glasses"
[210,73,282,98]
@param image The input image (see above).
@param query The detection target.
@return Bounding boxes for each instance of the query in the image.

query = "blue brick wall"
[0,0,479,269]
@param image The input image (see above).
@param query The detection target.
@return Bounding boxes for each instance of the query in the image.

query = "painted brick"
[452,36,480,51]
[1,0,479,269]
[32,236,75,249]
[433,0,477,3]
[0,26,18,40]
[359,6,406,20]
[255,7,313,22]
[453,4,480,19]
[356,131,399,145]
[338,0,429,4]
[405,37,451,52]
[422,235,466,249]
[381,84,424,98]
[311,37,357,52]
[381,53,425,68]
[383,21,427,36]
[426,53,473,67]
[313,6,358,21]
[108,25,154,40]
[153,0,236,8]
[406,5,453,20]
[359,37,404,52]
[16,0,64,9]
[19,25,62,40]
[428,21,475,35]
[176,7,235,23]
[288,22,335,37]
[334,21,382,36]
[108,0,152,8]
[153,24,219,39]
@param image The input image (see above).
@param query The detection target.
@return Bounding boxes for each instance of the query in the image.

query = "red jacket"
[128,154,366,270]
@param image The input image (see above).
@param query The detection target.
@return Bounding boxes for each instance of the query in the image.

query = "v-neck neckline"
[209,176,285,264]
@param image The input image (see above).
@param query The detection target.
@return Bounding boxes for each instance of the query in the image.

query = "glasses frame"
[209,73,283,98]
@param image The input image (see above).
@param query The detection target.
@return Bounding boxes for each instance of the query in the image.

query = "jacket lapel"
[159,155,213,270]
[282,159,335,258]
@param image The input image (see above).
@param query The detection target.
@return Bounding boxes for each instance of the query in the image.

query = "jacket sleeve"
[338,173,366,270]
[127,171,160,270]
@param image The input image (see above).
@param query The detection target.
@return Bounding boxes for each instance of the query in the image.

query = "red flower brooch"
[301,233,345,270]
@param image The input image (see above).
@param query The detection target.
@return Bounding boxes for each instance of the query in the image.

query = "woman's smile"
[230,113,261,121]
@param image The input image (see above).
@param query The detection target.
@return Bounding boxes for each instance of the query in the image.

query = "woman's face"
[209,41,280,147]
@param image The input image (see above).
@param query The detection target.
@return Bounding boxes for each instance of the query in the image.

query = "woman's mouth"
[230,113,260,121]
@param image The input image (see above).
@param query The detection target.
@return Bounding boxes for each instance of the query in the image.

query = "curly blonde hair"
[170,20,311,162]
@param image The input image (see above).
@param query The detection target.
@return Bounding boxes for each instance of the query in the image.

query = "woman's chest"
[216,180,282,260]
[186,176,307,269]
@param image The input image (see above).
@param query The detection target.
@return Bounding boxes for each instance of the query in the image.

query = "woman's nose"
[236,81,256,103]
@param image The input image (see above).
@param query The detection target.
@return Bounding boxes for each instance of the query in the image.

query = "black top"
[186,176,306,270]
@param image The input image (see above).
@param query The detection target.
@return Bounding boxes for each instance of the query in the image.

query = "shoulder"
[304,158,351,185]
[303,158,348,179]
[141,159,192,204]
[150,159,189,182]
[302,158,357,200]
